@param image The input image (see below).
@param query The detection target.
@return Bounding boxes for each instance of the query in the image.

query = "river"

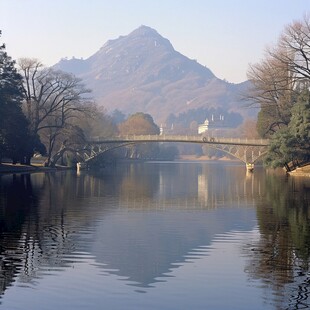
[0,161,309,309]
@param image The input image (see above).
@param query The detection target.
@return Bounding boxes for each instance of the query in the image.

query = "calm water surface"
[0,161,310,309]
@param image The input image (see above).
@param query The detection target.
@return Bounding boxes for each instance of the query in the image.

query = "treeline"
[247,16,310,170]
[0,36,42,164]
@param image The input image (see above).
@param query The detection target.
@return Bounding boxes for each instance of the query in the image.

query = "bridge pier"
[246,163,254,172]
[77,162,88,171]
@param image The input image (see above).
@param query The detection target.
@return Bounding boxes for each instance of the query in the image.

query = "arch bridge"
[77,135,269,171]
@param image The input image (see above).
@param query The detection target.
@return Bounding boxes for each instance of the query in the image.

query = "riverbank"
[288,164,310,177]
[0,163,71,174]
[1,160,309,176]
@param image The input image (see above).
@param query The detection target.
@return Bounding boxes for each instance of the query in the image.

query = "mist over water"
[0,161,309,309]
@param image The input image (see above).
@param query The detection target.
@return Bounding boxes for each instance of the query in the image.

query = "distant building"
[198,119,209,134]
[160,123,174,135]
[198,114,226,134]
[160,124,164,135]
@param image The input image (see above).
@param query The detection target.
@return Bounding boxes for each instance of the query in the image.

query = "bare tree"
[247,54,296,135]
[48,107,118,167]
[246,15,310,137]
[18,58,94,165]
[277,15,310,81]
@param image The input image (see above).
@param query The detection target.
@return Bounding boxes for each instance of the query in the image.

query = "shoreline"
[1,160,309,177]
[288,165,310,177]
[0,163,72,174]
[0,157,236,174]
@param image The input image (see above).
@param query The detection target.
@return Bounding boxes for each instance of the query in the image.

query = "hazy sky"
[2,0,309,83]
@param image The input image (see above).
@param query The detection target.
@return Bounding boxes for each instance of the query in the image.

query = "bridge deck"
[90,135,269,146]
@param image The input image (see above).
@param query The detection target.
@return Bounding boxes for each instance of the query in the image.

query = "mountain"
[54,25,253,123]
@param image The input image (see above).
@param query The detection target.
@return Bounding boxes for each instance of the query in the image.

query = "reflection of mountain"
[0,162,273,294]
[244,174,310,309]
[86,162,260,287]
[91,208,255,287]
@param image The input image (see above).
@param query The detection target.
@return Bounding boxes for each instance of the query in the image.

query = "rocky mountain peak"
[129,25,160,37]
[93,24,175,61]
[54,26,252,122]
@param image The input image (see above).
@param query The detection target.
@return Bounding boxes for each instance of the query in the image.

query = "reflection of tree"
[0,167,150,297]
[198,163,266,208]
[245,173,310,308]
[0,172,95,297]
[0,174,39,297]
[118,163,160,201]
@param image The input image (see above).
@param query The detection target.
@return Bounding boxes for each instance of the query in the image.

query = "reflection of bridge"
[79,135,269,169]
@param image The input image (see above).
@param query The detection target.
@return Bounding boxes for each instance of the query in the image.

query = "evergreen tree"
[264,90,310,169]
[288,90,310,162]
[0,31,42,163]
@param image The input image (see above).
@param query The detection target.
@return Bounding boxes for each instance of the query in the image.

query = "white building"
[198,119,209,134]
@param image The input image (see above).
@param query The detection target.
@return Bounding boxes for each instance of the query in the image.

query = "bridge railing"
[91,135,269,146]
